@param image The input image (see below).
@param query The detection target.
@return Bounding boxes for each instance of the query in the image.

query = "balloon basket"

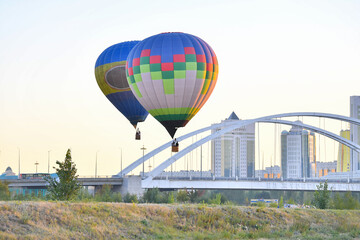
[135,133,141,140]
[172,145,179,152]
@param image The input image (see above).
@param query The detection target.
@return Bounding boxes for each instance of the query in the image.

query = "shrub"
[256,201,266,208]
[269,202,278,208]
[176,190,189,203]
[0,181,10,200]
[168,192,175,204]
[188,189,201,203]
[287,198,295,204]
[123,193,138,203]
[143,188,162,203]
[209,193,222,205]
[278,196,284,208]
[332,192,360,210]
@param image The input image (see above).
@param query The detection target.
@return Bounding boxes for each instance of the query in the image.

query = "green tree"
[332,192,360,209]
[343,192,360,209]
[143,188,162,203]
[188,189,200,203]
[209,193,222,205]
[123,193,138,203]
[279,196,284,208]
[45,149,81,200]
[0,181,10,200]
[313,180,330,209]
[168,192,175,204]
[77,187,93,201]
[176,189,189,203]
[95,184,113,202]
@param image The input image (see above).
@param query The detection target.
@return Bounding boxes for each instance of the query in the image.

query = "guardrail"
[152,176,360,183]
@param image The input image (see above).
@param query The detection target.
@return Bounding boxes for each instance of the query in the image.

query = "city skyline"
[0,0,359,176]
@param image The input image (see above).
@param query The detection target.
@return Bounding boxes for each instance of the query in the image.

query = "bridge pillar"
[119,175,144,198]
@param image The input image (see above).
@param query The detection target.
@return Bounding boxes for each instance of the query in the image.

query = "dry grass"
[0,201,360,239]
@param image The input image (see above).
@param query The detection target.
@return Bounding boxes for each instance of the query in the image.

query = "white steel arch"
[118,112,360,177]
[260,119,360,151]
[142,119,360,186]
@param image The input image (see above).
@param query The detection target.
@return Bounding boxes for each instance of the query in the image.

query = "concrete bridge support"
[119,176,144,198]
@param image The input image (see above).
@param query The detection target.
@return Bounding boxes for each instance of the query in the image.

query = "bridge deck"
[1,178,123,188]
[144,178,360,192]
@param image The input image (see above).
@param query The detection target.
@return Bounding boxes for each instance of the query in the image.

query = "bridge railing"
[152,176,360,183]
[78,175,115,179]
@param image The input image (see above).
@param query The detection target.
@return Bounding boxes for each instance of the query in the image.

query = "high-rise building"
[337,130,350,172]
[350,96,360,171]
[211,112,255,178]
[281,121,316,178]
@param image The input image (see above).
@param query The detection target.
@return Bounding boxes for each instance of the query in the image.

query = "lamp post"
[95,151,99,178]
[18,148,21,179]
[200,144,202,178]
[119,148,123,177]
[35,161,39,173]
[141,145,146,178]
[48,150,51,174]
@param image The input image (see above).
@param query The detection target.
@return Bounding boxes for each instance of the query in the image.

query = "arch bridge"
[118,112,360,192]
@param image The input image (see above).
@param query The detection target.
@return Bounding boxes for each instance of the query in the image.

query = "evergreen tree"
[45,149,81,200]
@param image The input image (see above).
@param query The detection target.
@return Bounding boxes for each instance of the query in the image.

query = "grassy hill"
[0,201,359,239]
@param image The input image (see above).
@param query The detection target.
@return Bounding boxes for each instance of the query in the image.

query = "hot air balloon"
[126,32,218,138]
[95,41,149,138]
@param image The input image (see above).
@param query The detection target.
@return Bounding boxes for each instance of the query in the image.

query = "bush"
[0,181,10,200]
[123,193,138,203]
[143,188,162,203]
[94,185,122,202]
[269,202,278,208]
[287,198,295,204]
[256,201,266,208]
[76,188,93,201]
[168,192,175,204]
[278,196,284,208]
[188,189,201,203]
[209,193,222,205]
[176,189,189,203]
[332,192,360,210]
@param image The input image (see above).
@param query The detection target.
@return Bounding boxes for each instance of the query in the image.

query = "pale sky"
[0,0,359,176]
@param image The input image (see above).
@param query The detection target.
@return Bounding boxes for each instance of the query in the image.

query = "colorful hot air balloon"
[126,32,218,138]
[95,41,149,128]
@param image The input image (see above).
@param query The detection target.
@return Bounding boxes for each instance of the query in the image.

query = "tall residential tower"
[211,112,255,178]
[281,121,316,178]
[337,130,350,172]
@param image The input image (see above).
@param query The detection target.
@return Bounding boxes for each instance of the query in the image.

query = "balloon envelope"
[126,32,218,137]
[95,41,149,128]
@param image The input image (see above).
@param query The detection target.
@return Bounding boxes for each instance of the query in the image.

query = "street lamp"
[35,161,39,173]
[18,148,21,179]
[141,145,146,178]
[95,151,99,178]
[48,150,52,174]
[119,147,123,177]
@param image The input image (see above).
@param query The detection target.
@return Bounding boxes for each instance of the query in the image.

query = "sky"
[0,0,359,176]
